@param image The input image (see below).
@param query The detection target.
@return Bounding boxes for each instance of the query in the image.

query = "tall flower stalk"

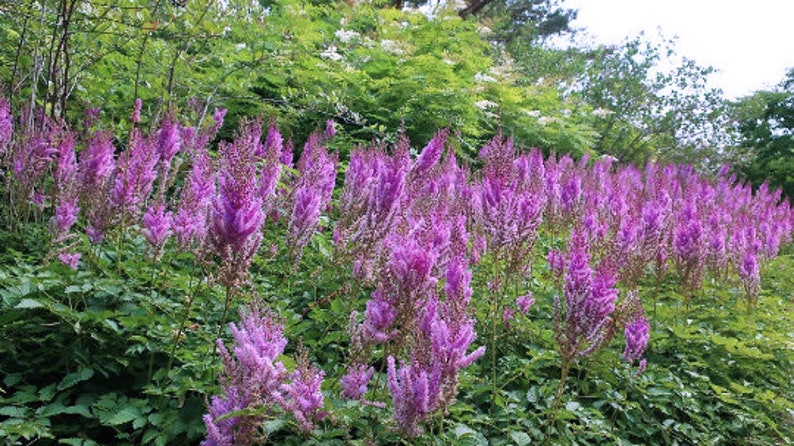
[209,122,265,332]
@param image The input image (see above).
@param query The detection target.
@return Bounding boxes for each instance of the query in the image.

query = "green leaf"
[0,406,28,417]
[509,430,532,446]
[58,368,95,391]
[105,406,142,426]
[263,418,286,434]
[15,298,43,309]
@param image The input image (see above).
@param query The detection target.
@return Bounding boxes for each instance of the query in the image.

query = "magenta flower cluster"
[203,302,325,445]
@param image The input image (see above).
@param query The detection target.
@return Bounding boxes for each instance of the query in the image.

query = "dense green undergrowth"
[1,224,791,445]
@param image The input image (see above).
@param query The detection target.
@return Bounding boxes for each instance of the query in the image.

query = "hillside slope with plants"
[0,98,792,444]
[1,0,793,444]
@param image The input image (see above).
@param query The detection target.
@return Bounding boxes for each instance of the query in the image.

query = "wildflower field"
[1,99,792,445]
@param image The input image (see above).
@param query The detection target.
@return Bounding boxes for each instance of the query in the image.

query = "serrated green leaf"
[3,373,21,388]
[15,298,44,309]
[58,368,95,391]
[263,418,286,434]
[0,406,28,417]
[453,423,477,438]
[104,406,141,425]
[509,430,532,446]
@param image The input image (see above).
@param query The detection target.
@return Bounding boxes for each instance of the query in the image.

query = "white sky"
[563,0,794,98]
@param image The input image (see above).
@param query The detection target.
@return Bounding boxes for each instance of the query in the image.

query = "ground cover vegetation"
[1,0,793,445]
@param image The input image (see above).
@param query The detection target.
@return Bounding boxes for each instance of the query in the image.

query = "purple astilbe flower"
[706,219,728,276]
[202,385,246,446]
[547,249,566,278]
[203,303,288,446]
[324,119,336,139]
[559,165,582,218]
[154,115,182,197]
[281,351,326,433]
[157,116,181,165]
[738,251,761,306]
[9,113,58,211]
[83,108,101,130]
[57,251,80,270]
[288,187,321,250]
[388,233,438,298]
[287,132,337,259]
[517,293,535,315]
[673,199,705,300]
[424,312,485,409]
[130,98,142,124]
[362,289,398,343]
[110,131,159,220]
[52,198,79,243]
[386,356,441,437]
[623,310,650,372]
[502,308,515,327]
[79,130,116,192]
[52,132,77,192]
[213,108,227,130]
[340,364,375,400]
[210,124,265,289]
[0,97,12,158]
[553,229,619,365]
[50,132,80,243]
[475,133,545,276]
[382,256,484,431]
[260,124,283,217]
[444,257,473,312]
[335,145,408,278]
[173,151,215,250]
[142,202,173,256]
[333,148,379,258]
[411,128,448,180]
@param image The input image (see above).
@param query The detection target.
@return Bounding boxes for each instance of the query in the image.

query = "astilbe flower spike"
[142,202,173,258]
[173,150,215,251]
[623,310,650,374]
[287,132,337,259]
[50,131,80,244]
[340,364,375,400]
[203,303,288,446]
[386,356,440,437]
[203,302,326,443]
[10,112,58,211]
[78,130,116,243]
[210,123,265,289]
[553,229,618,364]
[0,97,12,159]
[281,350,326,433]
[110,130,159,221]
